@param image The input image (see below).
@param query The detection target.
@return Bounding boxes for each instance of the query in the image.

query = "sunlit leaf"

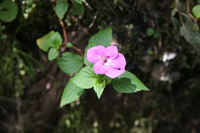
[48,47,59,60]
[192,5,200,19]
[36,31,55,52]
[71,67,97,89]
[60,80,84,107]
[93,78,106,99]
[50,32,62,49]
[66,42,72,47]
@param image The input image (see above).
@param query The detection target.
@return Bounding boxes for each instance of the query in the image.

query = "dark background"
[1,0,200,133]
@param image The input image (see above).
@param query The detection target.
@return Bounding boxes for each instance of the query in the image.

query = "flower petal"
[104,46,118,59]
[87,45,105,63]
[105,66,125,78]
[93,64,108,74]
[109,53,126,69]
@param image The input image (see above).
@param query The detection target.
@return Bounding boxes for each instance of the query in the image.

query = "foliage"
[36,31,55,52]
[172,0,200,52]
[192,5,200,19]
[55,0,68,19]
[146,28,159,39]
[35,1,149,107]
[0,0,18,22]
[37,26,149,107]
[3,0,200,132]
[57,52,83,74]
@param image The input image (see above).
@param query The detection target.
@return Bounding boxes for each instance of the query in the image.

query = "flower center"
[101,56,108,63]
[100,56,111,66]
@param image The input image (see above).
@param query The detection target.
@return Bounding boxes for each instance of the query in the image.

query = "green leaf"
[74,0,82,4]
[0,0,18,22]
[55,0,68,19]
[57,52,83,74]
[50,32,62,49]
[84,27,112,67]
[112,77,137,93]
[179,12,200,52]
[60,80,84,107]
[146,28,155,36]
[89,27,112,47]
[48,47,59,60]
[72,1,85,16]
[36,31,55,52]
[66,42,73,47]
[93,78,106,99]
[193,23,199,31]
[192,5,200,19]
[84,41,96,67]
[112,71,149,93]
[71,67,97,89]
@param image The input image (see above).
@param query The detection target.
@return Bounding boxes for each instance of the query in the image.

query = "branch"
[186,0,198,23]
[59,19,68,46]
[50,0,84,57]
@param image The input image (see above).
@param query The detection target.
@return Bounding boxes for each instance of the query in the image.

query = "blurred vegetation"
[1,0,200,133]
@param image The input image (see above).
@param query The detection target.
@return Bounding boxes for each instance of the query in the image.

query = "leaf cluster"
[35,0,149,107]
[59,27,149,107]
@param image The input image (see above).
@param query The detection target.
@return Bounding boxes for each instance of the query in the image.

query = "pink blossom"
[87,45,126,78]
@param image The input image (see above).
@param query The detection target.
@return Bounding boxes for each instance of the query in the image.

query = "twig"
[186,0,198,23]
[50,0,84,57]
[59,19,84,57]
[72,45,84,57]
[59,19,68,46]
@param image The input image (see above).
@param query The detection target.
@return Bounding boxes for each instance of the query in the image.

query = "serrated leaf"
[192,5,200,19]
[55,0,68,19]
[112,77,137,93]
[0,0,18,22]
[72,1,85,16]
[57,52,83,74]
[180,13,200,52]
[120,71,149,91]
[84,27,112,67]
[93,78,106,99]
[112,71,149,93]
[84,41,96,67]
[89,27,112,47]
[48,47,59,60]
[71,67,97,89]
[50,32,62,49]
[74,0,82,4]
[36,31,55,52]
[60,80,84,107]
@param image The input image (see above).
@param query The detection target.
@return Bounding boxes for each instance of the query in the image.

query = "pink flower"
[87,45,126,78]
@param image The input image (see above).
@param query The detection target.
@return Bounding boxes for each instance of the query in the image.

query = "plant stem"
[51,1,84,57]
[72,45,84,57]
[59,19,68,46]
[186,0,198,23]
